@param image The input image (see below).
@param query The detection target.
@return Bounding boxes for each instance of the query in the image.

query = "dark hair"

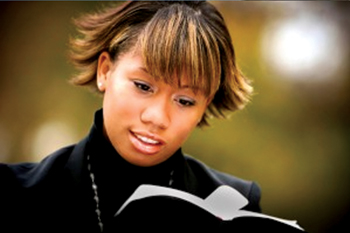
[69,1,253,126]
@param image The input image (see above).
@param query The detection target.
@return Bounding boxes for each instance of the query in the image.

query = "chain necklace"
[87,154,175,233]
[87,155,104,232]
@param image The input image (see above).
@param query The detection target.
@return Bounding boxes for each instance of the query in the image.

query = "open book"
[113,184,305,232]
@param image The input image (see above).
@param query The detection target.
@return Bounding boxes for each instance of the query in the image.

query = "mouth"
[129,131,165,155]
[134,134,161,145]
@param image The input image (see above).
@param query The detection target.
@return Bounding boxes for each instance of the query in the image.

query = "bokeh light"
[27,120,79,161]
[262,14,346,83]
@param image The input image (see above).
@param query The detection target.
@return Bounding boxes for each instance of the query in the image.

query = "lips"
[134,134,160,145]
[129,131,165,155]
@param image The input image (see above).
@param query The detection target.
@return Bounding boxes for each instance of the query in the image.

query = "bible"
[112,184,305,232]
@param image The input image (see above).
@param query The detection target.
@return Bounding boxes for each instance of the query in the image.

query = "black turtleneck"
[85,109,183,228]
[1,110,261,232]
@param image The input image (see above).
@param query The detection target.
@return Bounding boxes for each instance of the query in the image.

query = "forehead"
[117,50,202,91]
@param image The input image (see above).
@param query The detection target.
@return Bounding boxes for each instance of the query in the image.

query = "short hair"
[69,1,253,127]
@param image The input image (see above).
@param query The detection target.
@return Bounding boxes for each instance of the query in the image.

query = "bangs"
[137,4,221,97]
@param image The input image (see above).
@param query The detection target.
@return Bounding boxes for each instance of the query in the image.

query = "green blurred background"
[0,1,349,232]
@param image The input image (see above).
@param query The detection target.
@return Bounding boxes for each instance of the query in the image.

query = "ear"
[97,52,113,92]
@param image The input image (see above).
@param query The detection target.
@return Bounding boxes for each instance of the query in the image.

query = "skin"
[96,50,211,167]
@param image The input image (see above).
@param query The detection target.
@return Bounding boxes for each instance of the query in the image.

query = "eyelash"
[177,98,195,107]
[133,81,195,107]
[134,81,153,93]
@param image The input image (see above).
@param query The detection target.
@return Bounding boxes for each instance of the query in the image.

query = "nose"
[140,98,170,130]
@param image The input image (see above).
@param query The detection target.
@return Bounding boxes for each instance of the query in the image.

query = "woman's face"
[97,50,209,167]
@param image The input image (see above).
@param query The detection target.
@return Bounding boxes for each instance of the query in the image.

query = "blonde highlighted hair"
[69,1,253,126]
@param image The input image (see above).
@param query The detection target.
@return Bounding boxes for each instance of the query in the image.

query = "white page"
[115,184,207,216]
[114,184,304,231]
[204,185,248,219]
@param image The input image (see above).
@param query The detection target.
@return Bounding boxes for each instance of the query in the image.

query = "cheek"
[170,112,201,143]
[104,84,135,113]
[103,87,141,131]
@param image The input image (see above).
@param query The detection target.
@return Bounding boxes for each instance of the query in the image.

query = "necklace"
[87,154,104,232]
[87,154,174,232]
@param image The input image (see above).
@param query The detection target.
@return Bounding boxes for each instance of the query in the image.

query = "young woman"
[0,1,261,232]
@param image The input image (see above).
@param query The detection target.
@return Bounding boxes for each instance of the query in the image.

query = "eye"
[177,98,195,107]
[134,81,152,93]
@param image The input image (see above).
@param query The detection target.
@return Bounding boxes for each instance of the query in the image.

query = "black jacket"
[0,110,261,232]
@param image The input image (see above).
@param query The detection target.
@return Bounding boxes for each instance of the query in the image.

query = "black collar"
[66,109,186,227]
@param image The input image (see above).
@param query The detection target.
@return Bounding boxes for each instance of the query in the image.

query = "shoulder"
[183,155,261,212]
[0,145,75,190]
[0,145,76,225]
